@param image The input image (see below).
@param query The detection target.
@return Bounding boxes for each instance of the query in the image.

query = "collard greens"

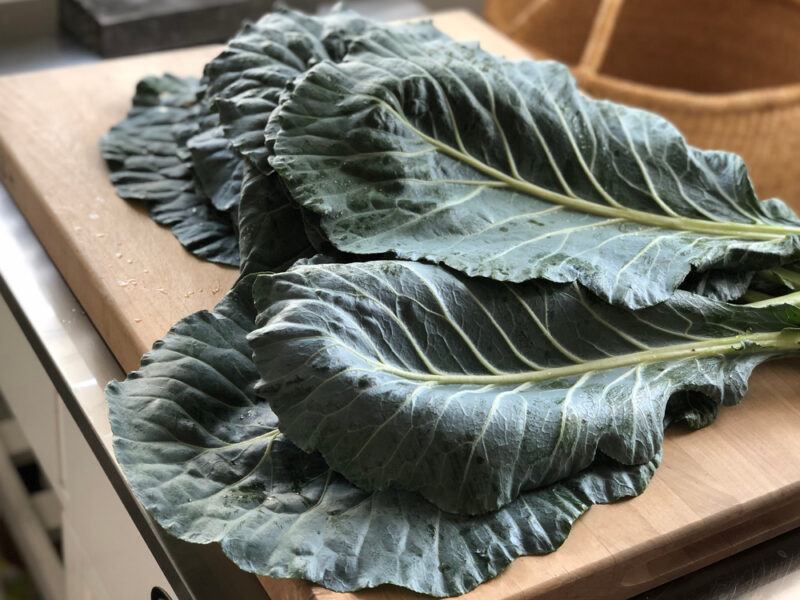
[108,268,800,595]
[108,277,660,596]
[249,261,800,514]
[269,29,800,309]
[237,164,313,275]
[102,6,800,597]
[101,9,448,269]
[100,75,240,265]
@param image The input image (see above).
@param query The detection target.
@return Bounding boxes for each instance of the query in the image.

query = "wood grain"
[0,45,238,371]
[1,10,799,600]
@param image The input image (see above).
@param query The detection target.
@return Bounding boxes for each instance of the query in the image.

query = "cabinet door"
[63,520,111,600]
[0,298,62,497]
[61,412,175,600]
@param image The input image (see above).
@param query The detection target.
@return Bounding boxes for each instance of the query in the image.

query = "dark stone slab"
[60,0,317,57]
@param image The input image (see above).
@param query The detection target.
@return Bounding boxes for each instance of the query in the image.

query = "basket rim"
[494,0,800,115]
[574,68,800,114]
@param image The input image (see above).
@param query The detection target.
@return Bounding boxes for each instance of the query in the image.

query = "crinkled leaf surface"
[270,31,800,309]
[101,12,448,265]
[101,75,239,265]
[172,93,244,214]
[187,123,244,213]
[101,74,198,203]
[301,208,331,254]
[107,277,659,597]
[149,189,239,265]
[249,260,800,514]
[203,8,364,170]
[203,7,447,171]
[749,264,800,298]
[238,163,313,275]
[680,269,754,302]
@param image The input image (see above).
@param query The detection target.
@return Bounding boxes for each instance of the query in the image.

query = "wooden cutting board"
[2,10,800,600]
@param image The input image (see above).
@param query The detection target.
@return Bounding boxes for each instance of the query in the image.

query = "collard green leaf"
[203,9,359,170]
[203,7,447,171]
[249,260,800,515]
[103,9,800,597]
[150,190,239,266]
[101,12,450,266]
[269,31,800,309]
[101,75,240,266]
[186,123,244,213]
[750,264,800,298]
[106,277,659,597]
[171,100,245,224]
[101,74,198,203]
[237,163,313,275]
[300,208,330,254]
[680,269,754,302]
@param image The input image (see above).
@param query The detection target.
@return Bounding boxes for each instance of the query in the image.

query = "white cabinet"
[0,298,63,498]
[63,520,112,600]
[0,296,176,600]
[60,414,174,600]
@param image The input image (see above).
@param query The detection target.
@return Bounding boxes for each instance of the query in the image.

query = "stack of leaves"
[103,7,800,597]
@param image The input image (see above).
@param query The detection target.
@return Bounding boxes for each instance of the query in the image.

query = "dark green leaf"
[237,162,314,275]
[150,190,239,266]
[107,277,659,597]
[203,7,447,171]
[680,269,754,301]
[270,32,800,309]
[101,75,239,266]
[101,74,198,204]
[187,123,244,213]
[250,260,800,514]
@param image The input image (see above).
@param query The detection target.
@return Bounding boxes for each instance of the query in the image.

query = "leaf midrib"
[372,329,800,385]
[366,96,800,241]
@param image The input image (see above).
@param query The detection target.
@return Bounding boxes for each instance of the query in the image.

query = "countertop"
[2,2,800,599]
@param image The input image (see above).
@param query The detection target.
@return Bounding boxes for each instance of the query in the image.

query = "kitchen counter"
[0,184,268,599]
[2,5,800,600]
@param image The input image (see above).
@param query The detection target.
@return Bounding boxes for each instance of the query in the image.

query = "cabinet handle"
[151,587,172,600]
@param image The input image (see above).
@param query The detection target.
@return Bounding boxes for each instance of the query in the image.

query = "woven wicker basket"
[485,0,800,208]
